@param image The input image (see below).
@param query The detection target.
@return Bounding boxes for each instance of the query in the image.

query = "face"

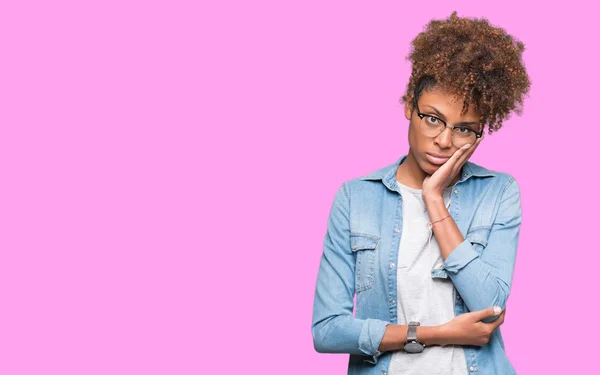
[404,87,483,176]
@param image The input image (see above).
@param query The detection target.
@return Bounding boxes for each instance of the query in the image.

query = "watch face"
[404,341,424,353]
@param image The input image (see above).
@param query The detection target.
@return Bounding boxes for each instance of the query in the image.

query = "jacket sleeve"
[443,177,522,322]
[311,182,390,364]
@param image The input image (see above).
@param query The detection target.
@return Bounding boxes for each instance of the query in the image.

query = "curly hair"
[401,11,531,134]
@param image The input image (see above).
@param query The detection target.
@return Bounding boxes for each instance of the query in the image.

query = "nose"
[434,126,453,149]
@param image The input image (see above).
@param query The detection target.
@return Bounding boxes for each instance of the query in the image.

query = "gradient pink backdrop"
[0,1,597,374]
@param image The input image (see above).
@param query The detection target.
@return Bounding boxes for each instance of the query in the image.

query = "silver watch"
[403,321,425,353]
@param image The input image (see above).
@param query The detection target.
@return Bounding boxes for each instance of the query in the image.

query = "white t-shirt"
[388,181,468,375]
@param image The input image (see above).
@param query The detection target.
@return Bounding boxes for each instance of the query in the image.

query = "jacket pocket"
[351,233,379,293]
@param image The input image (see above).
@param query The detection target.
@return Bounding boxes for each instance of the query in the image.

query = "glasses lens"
[451,128,477,148]
[418,116,477,147]
[418,115,444,137]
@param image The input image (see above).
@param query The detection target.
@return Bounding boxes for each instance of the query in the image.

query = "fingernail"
[493,306,502,314]
[463,143,472,149]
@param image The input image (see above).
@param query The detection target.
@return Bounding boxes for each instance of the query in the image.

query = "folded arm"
[425,177,522,322]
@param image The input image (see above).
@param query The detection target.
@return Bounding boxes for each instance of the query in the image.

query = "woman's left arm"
[425,177,522,323]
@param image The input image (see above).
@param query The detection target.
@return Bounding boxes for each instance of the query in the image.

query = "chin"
[418,157,439,175]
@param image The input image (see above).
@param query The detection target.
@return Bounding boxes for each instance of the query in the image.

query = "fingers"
[460,138,480,157]
[444,144,470,175]
[452,138,482,175]
[472,306,502,321]
[459,137,481,159]
[492,309,506,329]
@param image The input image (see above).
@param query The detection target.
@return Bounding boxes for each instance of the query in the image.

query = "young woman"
[312,12,530,375]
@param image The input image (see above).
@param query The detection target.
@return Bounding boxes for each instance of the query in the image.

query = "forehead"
[418,88,480,120]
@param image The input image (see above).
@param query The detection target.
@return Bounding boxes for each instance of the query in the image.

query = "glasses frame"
[413,99,484,141]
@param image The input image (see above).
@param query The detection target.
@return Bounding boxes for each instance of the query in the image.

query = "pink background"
[1,1,597,374]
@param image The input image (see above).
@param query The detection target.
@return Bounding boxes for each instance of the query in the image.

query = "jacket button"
[457,294,461,300]
[454,189,459,194]
[470,367,476,372]
[390,263,395,269]
[391,300,396,305]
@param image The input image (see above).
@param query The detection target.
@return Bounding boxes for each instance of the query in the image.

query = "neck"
[396,151,426,189]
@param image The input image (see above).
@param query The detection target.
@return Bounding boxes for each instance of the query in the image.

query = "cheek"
[408,130,432,169]
[408,125,428,155]
[407,125,421,148]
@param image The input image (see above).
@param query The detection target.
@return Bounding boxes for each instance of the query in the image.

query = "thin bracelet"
[427,214,451,228]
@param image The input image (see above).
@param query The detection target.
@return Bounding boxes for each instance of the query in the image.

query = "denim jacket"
[312,155,521,375]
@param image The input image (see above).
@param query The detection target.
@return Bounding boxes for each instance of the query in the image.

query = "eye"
[455,126,473,134]
[425,115,441,125]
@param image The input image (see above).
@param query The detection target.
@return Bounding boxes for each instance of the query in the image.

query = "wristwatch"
[403,321,425,353]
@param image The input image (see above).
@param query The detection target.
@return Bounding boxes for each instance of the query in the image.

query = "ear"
[404,98,413,121]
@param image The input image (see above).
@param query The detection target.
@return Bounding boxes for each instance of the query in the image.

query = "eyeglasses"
[414,100,483,148]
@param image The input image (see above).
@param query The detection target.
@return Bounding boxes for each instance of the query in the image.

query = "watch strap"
[407,321,420,342]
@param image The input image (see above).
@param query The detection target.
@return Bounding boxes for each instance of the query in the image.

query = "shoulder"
[465,160,518,186]
[343,159,399,192]
[465,161,521,206]
[349,156,406,186]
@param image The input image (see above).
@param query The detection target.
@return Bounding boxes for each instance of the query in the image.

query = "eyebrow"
[422,104,480,127]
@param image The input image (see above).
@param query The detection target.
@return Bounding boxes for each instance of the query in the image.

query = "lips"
[426,153,451,165]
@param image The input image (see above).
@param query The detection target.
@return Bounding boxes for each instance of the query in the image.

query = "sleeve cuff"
[358,319,389,364]
[443,239,479,274]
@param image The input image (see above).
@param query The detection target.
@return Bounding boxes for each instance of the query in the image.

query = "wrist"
[433,324,452,346]
[423,191,442,202]
[423,193,444,208]
[425,196,448,220]
[416,325,446,347]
